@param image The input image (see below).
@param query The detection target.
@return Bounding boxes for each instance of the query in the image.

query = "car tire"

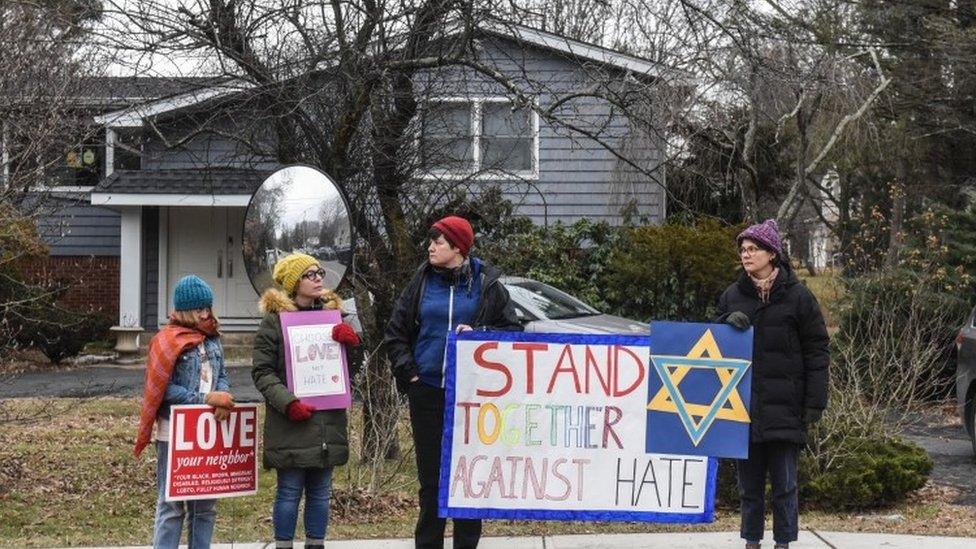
[971,399,976,458]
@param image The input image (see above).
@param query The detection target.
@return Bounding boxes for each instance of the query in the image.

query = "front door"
[167,207,259,327]
[224,207,259,319]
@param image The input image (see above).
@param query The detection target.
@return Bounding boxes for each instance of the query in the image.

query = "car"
[338,277,650,381]
[339,276,649,337]
[955,306,976,456]
[501,276,649,335]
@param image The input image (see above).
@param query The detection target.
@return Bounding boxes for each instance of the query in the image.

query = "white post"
[1,122,8,185]
[105,127,116,177]
[113,206,144,352]
[157,207,169,328]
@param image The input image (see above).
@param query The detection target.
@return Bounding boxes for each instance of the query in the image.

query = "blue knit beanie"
[173,275,214,311]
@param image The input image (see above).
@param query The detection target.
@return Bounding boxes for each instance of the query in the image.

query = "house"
[8,76,217,323]
[807,171,841,272]
[44,24,674,349]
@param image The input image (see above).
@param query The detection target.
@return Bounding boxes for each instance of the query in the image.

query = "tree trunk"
[886,161,908,268]
[353,269,402,464]
[359,73,423,466]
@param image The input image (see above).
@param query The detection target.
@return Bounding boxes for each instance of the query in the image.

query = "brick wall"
[20,256,119,316]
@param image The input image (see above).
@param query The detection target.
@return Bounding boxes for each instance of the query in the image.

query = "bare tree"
[511,0,887,239]
[1,1,107,429]
[94,0,676,474]
[1,1,104,353]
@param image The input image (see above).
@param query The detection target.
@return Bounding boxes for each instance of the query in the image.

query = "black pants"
[737,441,800,545]
[407,382,481,549]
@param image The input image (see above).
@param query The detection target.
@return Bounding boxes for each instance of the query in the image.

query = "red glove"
[332,322,361,347]
[286,400,315,422]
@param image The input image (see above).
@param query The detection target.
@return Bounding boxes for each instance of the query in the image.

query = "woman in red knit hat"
[383,215,522,549]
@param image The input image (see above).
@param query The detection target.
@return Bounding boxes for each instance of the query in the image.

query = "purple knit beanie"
[737,219,783,257]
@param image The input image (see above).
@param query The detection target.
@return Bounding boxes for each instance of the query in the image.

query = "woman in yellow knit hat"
[251,253,360,549]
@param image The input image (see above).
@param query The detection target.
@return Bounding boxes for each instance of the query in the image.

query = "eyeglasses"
[301,268,326,281]
[738,246,763,256]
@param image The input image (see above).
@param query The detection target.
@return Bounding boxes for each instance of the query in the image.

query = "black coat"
[716,266,830,444]
[383,258,523,392]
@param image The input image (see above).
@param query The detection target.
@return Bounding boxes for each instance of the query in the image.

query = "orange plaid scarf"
[133,317,218,457]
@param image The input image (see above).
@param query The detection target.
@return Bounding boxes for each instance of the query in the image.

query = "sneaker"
[774,545,789,549]
[745,543,761,549]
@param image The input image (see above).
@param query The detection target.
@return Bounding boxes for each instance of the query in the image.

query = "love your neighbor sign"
[165,404,259,501]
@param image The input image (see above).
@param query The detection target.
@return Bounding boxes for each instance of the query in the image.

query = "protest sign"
[440,331,718,523]
[165,404,259,501]
[646,321,753,459]
[280,309,351,410]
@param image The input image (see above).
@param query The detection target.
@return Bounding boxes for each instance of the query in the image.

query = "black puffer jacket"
[383,257,522,392]
[716,265,830,444]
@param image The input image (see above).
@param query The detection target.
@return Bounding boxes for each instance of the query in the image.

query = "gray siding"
[415,37,666,225]
[132,34,666,225]
[142,207,159,329]
[143,114,277,170]
[36,197,121,256]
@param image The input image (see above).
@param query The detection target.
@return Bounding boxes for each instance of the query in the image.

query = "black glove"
[393,362,419,394]
[726,311,751,331]
[804,408,823,425]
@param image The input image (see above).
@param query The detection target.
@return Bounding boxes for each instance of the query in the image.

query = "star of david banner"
[646,321,753,459]
[440,331,718,524]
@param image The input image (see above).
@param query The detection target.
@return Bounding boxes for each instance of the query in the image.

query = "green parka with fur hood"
[251,288,349,469]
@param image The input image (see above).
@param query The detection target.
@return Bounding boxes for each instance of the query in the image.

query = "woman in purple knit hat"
[716,219,830,549]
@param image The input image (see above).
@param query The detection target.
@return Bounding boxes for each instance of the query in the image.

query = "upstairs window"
[481,101,533,172]
[113,128,143,171]
[421,101,473,171]
[61,141,102,186]
[419,98,537,177]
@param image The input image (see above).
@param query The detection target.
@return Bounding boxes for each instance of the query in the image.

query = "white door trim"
[157,206,169,328]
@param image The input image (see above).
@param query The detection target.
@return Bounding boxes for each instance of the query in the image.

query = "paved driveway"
[0,364,263,402]
[903,414,976,506]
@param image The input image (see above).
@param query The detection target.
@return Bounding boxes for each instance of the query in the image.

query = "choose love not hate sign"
[280,309,352,410]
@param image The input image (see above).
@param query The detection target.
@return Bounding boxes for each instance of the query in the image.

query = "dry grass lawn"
[0,397,973,547]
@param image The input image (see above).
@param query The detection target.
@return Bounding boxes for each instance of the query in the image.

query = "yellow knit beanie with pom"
[272,253,319,294]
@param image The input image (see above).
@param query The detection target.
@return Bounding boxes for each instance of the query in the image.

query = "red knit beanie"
[432,216,474,256]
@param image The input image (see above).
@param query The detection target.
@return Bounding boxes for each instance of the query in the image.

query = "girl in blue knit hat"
[141,274,235,549]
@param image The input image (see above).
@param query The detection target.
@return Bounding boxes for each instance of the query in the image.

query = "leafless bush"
[806,271,968,469]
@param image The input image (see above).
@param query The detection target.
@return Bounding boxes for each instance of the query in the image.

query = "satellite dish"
[242,165,353,295]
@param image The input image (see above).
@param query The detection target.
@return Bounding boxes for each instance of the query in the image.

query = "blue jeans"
[153,441,217,549]
[273,467,333,543]
[737,441,800,545]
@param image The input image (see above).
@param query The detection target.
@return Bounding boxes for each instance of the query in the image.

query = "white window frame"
[417,96,540,180]
[19,128,107,193]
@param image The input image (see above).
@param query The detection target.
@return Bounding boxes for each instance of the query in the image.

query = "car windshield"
[505,280,601,320]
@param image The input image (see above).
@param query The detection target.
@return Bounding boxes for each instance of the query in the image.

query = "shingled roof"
[82,77,224,103]
[94,168,270,195]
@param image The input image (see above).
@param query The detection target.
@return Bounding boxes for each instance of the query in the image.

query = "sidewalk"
[66,530,976,549]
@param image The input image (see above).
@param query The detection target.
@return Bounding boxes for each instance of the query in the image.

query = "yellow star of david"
[647,330,750,441]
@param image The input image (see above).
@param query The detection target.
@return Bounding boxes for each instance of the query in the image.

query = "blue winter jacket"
[413,259,483,387]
